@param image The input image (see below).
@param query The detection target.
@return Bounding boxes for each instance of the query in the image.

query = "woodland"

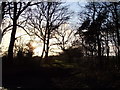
[1,1,120,89]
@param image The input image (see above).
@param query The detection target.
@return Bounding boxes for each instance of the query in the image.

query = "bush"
[59,47,83,63]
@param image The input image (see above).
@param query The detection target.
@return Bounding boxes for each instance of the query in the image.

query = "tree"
[51,23,75,52]
[99,2,120,58]
[77,2,109,57]
[25,2,72,60]
[109,2,120,58]
[1,2,40,61]
[0,2,8,43]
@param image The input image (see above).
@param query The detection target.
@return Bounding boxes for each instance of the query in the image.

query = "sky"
[0,2,117,57]
[1,2,85,56]
[68,2,86,26]
[1,2,115,56]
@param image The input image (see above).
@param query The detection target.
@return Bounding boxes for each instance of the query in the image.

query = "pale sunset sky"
[0,2,85,56]
[0,2,115,56]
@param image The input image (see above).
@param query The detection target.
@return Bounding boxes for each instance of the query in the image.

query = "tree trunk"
[41,36,46,59]
[96,31,103,70]
[106,35,109,58]
[0,2,6,43]
[8,2,17,61]
[97,34,101,57]
[45,2,51,59]
[45,29,50,59]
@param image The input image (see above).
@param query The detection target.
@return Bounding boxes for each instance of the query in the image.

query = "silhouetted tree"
[59,47,83,63]
[1,2,40,61]
[78,2,109,57]
[50,23,75,52]
[109,2,120,58]
[25,2,72,60]
[0,2,8,43]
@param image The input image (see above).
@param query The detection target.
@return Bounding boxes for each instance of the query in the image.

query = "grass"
[2,56,120,89]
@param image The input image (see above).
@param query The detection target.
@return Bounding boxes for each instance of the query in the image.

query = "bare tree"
[25,2,72,60]
[50,23,75,52]
[109,2,120,58]
[0,2,8,43]
[1,2,41,61]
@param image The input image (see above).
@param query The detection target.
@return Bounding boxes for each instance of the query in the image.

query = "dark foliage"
[2,55,120,89]
[59,47,83,63]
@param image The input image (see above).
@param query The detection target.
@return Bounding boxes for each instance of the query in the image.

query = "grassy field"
[2,56,120,89]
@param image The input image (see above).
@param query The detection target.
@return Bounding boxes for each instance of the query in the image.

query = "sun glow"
[33,47,42,56]
[30,42,43,56]
[31,42,38,48]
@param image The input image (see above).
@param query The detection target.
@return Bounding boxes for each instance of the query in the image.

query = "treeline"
[0,1,120,62]
[76,2,120,58]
